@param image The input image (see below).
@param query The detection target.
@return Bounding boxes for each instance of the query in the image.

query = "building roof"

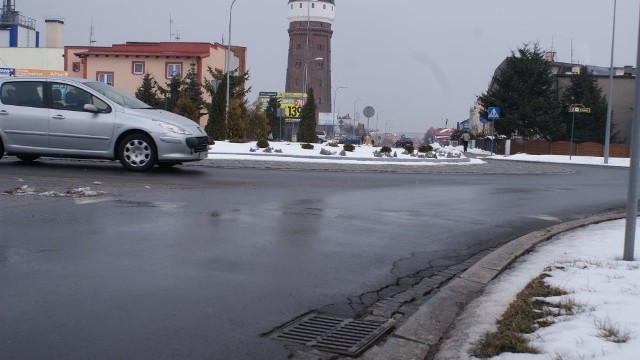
[550,61,636,77]
[73,42,231,58]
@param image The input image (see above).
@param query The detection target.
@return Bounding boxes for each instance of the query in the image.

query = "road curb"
[361,212,627,360]
[207,152,471,163]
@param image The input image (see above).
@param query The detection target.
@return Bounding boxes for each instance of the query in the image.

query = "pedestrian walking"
[462,131,470,152]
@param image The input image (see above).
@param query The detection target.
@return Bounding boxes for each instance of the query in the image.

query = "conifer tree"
[247,101,270,140]
[159,75,183,112]
[560,66,613,143]
[478,43,563,140]
[266,96,282,140]
[172,95,200,123]
[297,88,318,143]
[227,98,246,141]
[135,73,161,108]
[183,63,206,119]
[203,67,252,142]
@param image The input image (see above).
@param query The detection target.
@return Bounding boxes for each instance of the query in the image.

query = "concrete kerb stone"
[363,212,626,360]
[208,152,471,163]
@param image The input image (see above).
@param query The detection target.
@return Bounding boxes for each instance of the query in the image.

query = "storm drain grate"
[271,313,394,357]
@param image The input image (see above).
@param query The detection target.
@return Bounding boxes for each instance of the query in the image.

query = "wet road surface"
[0,157,630,359]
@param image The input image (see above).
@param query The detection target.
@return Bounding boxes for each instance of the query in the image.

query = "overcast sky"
[16,0,640,133]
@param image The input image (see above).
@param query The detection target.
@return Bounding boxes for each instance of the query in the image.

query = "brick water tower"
[285,0,334,113]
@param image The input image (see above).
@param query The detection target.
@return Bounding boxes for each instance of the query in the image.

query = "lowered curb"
[361,212,627,360]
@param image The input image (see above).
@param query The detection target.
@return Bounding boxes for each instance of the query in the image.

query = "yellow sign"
[258,91,306,123]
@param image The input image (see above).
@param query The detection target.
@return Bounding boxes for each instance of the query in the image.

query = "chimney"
[544,51,556,62]
[45,16,64,48]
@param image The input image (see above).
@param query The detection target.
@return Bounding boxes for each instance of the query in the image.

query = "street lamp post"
[385,118,393,135]
[225,0,238,126]
[333,86,347,137]
[353,98,363,137]
[376,110,386,131]
[622,3,640,261]
[604,0,617,164]
[303,57,323,94]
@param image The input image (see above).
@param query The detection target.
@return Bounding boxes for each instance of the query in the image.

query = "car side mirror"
[83,104,100,113]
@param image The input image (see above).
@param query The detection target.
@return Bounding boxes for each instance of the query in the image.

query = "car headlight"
[153,120,192,135]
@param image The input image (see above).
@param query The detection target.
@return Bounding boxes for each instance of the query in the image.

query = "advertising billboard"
[258,91,306,123]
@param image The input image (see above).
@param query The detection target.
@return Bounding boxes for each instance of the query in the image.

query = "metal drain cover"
[271,313,394,357]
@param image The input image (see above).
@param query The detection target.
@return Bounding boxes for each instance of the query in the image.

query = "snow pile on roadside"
[3,185,105,197]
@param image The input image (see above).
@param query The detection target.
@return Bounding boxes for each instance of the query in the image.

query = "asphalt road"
[0,157,630,359]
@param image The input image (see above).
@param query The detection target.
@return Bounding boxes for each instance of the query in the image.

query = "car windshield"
[84,81,153,109]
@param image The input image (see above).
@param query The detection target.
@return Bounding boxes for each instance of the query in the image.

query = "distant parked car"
[0,77,209,171]
[315,130,328,143]
[394,137,414,148]
[338,136,360,145]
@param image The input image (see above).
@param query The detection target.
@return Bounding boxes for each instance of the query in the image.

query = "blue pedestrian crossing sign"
[487,107,500,120]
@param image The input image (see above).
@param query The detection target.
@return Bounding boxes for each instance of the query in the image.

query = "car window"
[1,81,44,108]
[51,83,111,113]
[84,81,152,109]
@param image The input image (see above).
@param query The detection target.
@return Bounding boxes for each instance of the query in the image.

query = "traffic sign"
[363,106,375,118]
[487,107,500,120]
[568,104,591,113]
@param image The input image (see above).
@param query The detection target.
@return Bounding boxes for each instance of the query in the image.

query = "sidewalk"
[361,212,639,359]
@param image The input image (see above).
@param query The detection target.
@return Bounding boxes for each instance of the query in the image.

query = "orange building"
[63,42,247,125]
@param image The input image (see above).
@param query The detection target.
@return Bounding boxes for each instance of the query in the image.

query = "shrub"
[343,143,355,152]
[328,142,340,147]
[380,146,392,154]
[301,143,314,150]
[230,138,246,143]
[256,139,269,148]
[418,144,433,153]
[403,144,414,154]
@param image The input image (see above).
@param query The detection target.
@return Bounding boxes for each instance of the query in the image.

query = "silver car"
[0,77,209,171]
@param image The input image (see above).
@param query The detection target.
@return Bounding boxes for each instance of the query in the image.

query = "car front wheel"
[118,134,157,171]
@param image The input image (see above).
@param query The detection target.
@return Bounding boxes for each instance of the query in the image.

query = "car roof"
[0,76,92,84]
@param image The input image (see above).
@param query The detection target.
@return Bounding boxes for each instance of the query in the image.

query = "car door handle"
[52,115,66,120]
[0,110,8,116]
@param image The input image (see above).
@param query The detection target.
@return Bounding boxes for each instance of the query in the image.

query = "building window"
[299,3,302,8]
[295,61,302,69]
[97,72,114,86]
[311,3,315,8]
[166,62,182,79]
[296,43,302,49]
[72,62,81,72]
[132,61,145,75]
[323,4,326,9]
[317,44,324,50]
[316,62,324,70]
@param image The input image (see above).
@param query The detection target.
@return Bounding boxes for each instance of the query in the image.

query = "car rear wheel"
[16,155,40,162]
[118,134,157,171]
